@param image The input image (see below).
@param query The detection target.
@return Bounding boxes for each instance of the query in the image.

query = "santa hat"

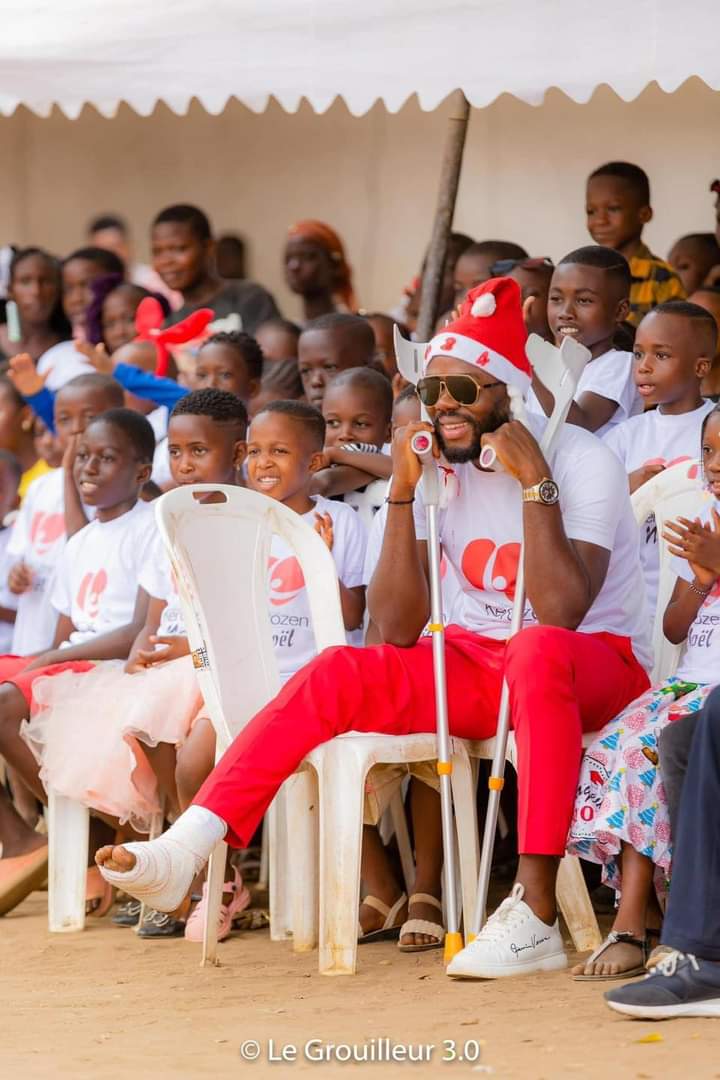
[423,277,531,393]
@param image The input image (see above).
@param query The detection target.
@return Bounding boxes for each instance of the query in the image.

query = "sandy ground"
[2,892,720,1080]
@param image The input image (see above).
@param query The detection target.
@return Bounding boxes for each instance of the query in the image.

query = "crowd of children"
[0,161,719,1021]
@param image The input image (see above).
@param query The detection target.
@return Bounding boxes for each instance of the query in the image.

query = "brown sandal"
[572,930,648,981]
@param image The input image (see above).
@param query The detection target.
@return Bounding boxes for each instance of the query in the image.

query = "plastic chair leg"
[389,790,414,894]
[48,791,89,933]
[317,744,366,976]
[201,839,227,966]
[286,768,319,952]
[258,817,269,889]
[268,786,292,941]
[450,748,479,937]
[556,853,602,953]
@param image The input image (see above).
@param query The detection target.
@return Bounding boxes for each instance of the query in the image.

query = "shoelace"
[653,951,699,978]
[473,884,528,945]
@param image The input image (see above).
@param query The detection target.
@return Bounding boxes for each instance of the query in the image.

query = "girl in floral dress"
[568,405,720,980]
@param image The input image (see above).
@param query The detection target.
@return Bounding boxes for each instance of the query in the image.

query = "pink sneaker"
[184,866,250,943]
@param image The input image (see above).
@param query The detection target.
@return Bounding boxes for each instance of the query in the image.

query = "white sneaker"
[448,884,567,979]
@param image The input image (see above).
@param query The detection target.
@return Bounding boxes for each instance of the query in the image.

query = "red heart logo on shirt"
[77,569,108,620]
[30,511,65,556]
[268,555,305,606]
[461,539,520,601]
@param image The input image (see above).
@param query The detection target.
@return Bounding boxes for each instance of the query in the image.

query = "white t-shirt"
[7,468,67,655]
[36,340,94,391]
[526,348,642,438]
[363,493,462,628]
[51,501,157,647]
[140,495,367,682]
[604,400,713,620]
[673,502,720,683]
[147,406,172,489]
[268,496,367,680]
[0,527,18,654]
[139,548,185,639]
[413,414,652,671]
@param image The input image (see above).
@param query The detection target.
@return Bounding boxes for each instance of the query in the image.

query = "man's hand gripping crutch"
[467,333,589,943]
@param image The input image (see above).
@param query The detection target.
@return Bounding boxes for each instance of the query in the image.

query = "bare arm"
[310,465,378,498]
[62,434,88,538]
[663,577,708,644]
[367,421,432,647]
[338,583,366,631]
[662,513,720,643]
[531,372,618,434]
[25,588,151,670]
[323,447,393,480]
[481,421,610,629]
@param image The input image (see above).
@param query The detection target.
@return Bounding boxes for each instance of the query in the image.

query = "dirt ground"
[2,892,720,1080]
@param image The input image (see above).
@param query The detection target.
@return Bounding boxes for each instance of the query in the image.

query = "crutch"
[409,427,463,962]
[468,333,589,939]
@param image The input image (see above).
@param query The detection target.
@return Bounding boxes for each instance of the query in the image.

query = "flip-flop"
[358,893,407,944]
[572,930,648,981]
[398,892,444,953]
[0,845,49,916]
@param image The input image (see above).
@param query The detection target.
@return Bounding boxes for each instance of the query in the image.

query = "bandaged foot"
[95,806,227,913]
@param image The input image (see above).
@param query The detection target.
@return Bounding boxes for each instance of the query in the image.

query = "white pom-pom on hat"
[471,293,496,318]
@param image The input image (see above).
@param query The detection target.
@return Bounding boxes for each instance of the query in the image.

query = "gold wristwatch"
[522,477,559,505]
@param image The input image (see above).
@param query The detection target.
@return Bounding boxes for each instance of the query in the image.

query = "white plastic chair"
[630,458,704,683]
[154,484,479,974]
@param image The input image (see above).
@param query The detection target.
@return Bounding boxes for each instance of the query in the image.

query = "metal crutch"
[468,333,589,939]
[410,427,463,962]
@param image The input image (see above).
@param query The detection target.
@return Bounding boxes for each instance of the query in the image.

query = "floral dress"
[567,677,713,894]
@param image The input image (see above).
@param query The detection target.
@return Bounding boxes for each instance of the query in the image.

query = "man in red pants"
[97,273,651,978]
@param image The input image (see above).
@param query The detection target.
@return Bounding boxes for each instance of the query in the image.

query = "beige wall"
[0,78,718,320]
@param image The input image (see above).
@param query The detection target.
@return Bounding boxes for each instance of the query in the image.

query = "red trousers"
[195,625,649,856]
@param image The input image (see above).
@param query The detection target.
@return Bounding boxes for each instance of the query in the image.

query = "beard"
[433,401,511,463]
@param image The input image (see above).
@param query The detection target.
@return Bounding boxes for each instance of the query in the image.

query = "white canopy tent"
[0,0,718,120]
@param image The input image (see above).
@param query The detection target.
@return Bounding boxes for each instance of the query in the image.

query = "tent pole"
[416,91,471,341]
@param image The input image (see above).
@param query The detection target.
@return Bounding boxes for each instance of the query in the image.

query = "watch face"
[538,479,559,505]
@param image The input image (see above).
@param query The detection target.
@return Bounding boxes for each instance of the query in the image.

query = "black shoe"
[605,952,720,1019]
[136,908,186,938]
[112,899,142,927]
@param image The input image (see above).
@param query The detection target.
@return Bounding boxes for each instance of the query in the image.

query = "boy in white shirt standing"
[604,300,716,617]
[528,245,641,437]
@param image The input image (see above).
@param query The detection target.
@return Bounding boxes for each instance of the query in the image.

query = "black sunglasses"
[416,374,503,407]
[490,256,555,277]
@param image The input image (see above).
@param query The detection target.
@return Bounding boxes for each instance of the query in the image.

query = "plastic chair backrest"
[155,485,347,751]
[630,459,706,683]
[343,479,388,532]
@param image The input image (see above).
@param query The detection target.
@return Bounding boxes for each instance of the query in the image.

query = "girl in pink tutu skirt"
[23,390,249,934]
[568,404,720,980]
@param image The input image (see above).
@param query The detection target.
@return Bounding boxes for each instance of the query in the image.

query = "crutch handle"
[411,431,440,505]
[410,430,434,460]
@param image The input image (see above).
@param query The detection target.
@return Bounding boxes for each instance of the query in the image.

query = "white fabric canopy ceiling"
[0,0,718,120]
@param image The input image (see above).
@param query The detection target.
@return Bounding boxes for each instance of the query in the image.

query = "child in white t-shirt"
[567,404,720,981]
[528,246,642,437]
[0,408,156,913]
[6,373,125,654]
[0,451,21,652]
[604,301,716,617]
[312,366,393,498]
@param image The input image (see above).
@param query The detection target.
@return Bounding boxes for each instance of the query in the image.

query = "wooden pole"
[416,91,471,342]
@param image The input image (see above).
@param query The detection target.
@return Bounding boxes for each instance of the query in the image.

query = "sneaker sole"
[448,951,568,979]
[606,999,720,1019]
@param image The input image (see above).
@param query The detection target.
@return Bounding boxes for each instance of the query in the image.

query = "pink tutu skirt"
[22,655,204,833]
